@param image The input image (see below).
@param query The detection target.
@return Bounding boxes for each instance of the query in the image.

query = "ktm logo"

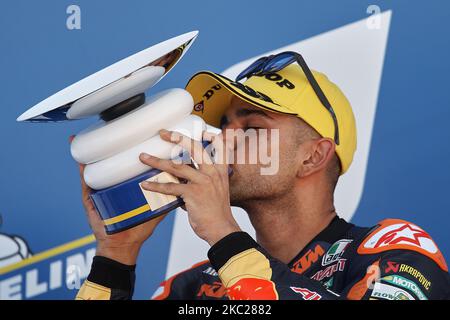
[196,281,227,298]
[291,245,325,274]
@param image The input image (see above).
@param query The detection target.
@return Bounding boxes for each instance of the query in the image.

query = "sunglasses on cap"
[235,51,340,145]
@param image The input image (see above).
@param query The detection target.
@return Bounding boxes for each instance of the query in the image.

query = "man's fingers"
[202,131,233,184]
[70,135,105,231]
[78,163,92,197]
[159,129,214,169]
[140,181,184,197]
[74,149,96,216]
[70,134,91,196]
[203,131,231,170]
[76,161,104,229]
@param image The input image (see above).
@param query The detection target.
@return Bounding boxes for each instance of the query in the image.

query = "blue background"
[0,0,449,299]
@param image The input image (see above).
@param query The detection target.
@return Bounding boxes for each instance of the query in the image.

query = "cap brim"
[185,71,297,128]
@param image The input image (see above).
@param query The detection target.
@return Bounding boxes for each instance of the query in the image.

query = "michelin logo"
[0,233,32,268]
[0,229,96,300]
[0,247,95,300]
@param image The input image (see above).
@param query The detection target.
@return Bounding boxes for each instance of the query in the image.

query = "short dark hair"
[294,118,340,192]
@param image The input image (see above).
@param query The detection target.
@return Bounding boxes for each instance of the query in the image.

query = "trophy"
[17,31,217,234]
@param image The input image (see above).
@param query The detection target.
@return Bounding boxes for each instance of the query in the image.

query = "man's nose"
[221,127,243,152]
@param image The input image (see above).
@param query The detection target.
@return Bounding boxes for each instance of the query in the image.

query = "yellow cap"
[185,64,357,174]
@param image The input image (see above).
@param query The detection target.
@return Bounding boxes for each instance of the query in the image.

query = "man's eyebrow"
[235,108,273,119]
[220,107,273,128]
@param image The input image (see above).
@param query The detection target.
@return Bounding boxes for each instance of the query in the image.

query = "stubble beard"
[228,164,296,210]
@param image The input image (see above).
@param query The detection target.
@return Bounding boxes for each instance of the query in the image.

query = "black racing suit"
[76,216,450,300]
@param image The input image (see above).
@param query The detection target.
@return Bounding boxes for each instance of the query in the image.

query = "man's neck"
[242,182,336,264]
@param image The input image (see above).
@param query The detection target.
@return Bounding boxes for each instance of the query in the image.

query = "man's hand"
[139,129,241,246]
[72,137,167,265]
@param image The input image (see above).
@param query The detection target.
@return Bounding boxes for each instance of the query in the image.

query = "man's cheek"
[258,129,280,176]
[233,140,254,165]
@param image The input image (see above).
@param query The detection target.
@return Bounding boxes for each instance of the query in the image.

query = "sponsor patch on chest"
[322,239,353,266]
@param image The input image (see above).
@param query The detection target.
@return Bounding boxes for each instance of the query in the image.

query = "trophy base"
[90,168,184,234]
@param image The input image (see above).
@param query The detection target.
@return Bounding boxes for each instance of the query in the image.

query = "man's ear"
[298,138,336,178]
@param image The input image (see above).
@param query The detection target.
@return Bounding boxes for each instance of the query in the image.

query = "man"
[76,52,450,300]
